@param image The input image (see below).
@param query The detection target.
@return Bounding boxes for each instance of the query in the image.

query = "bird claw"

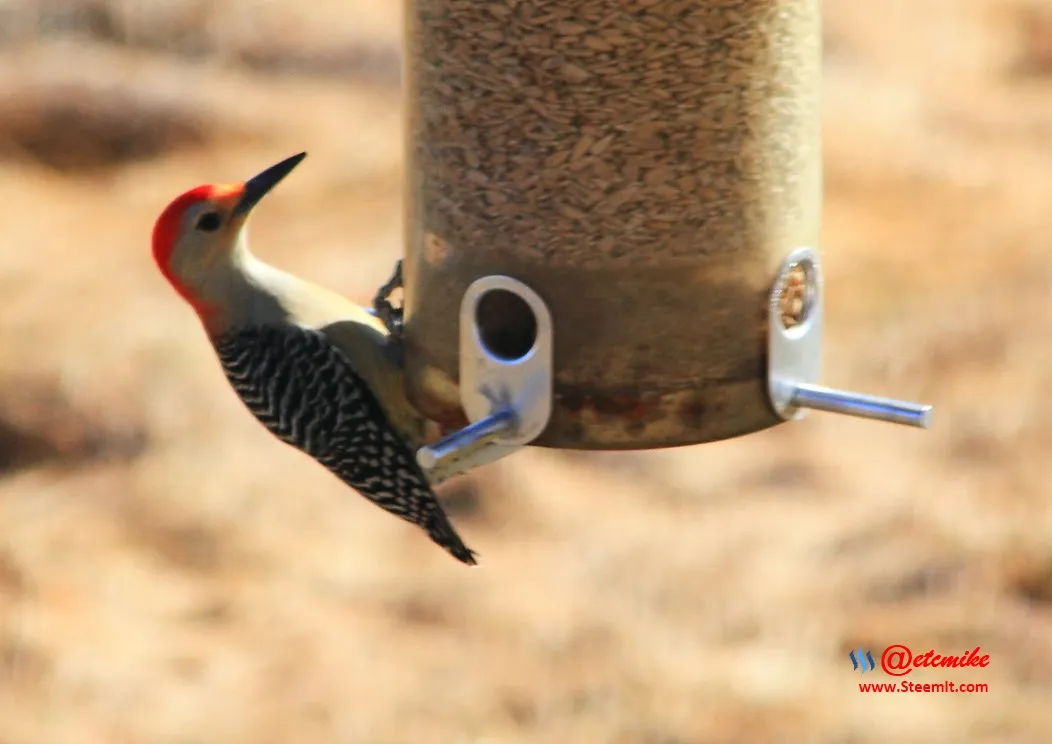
[373,259,404,338]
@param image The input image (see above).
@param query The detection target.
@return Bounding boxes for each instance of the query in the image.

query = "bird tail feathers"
[427,510,478,566]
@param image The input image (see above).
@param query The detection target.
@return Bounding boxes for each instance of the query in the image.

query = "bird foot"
[373,259,404,338]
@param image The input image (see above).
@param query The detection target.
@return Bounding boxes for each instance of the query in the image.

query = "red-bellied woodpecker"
[151,152,477,565]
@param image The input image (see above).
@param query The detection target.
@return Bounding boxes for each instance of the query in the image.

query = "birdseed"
[405,0,819,266]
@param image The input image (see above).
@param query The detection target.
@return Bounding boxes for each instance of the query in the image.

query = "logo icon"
[850,648,876,673]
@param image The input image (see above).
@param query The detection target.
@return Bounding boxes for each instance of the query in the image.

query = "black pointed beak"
[234,152,307,216]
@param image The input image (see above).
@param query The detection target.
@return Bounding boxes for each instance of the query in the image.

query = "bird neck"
[194,236,287,338]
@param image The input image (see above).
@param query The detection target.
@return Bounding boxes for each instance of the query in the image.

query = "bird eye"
[196,212,222,232]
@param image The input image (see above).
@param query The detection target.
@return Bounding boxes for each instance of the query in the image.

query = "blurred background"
[1,0,1050,742]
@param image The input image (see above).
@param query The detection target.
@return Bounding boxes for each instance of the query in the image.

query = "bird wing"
[319,317,439,450]
[212,322,476,564]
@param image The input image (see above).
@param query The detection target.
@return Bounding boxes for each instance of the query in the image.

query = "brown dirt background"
[1,1,1051,742]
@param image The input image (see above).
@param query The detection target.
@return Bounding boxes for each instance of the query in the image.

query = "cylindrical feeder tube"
[402,0,822,449]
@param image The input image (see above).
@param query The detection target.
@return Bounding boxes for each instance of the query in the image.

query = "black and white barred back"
[213,324,477,565]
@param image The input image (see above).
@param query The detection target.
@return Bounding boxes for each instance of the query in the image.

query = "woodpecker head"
[151,152,306,316]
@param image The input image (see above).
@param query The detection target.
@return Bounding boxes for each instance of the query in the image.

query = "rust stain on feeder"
[402,0,821,450]
[560,390,654,421]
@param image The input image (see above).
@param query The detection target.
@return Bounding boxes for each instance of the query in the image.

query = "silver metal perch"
[767,246,933,429]
[416,275,553,477]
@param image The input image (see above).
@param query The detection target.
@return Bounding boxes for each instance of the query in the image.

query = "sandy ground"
[1,1,1051,742]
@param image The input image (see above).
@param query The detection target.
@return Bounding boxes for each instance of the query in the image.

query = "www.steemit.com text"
[859,680,988,693]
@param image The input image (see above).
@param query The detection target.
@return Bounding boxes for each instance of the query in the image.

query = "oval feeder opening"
[778,258,817,331]
[475,288,538,362]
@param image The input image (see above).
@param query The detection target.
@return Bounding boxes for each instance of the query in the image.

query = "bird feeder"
[393,0,931,476]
